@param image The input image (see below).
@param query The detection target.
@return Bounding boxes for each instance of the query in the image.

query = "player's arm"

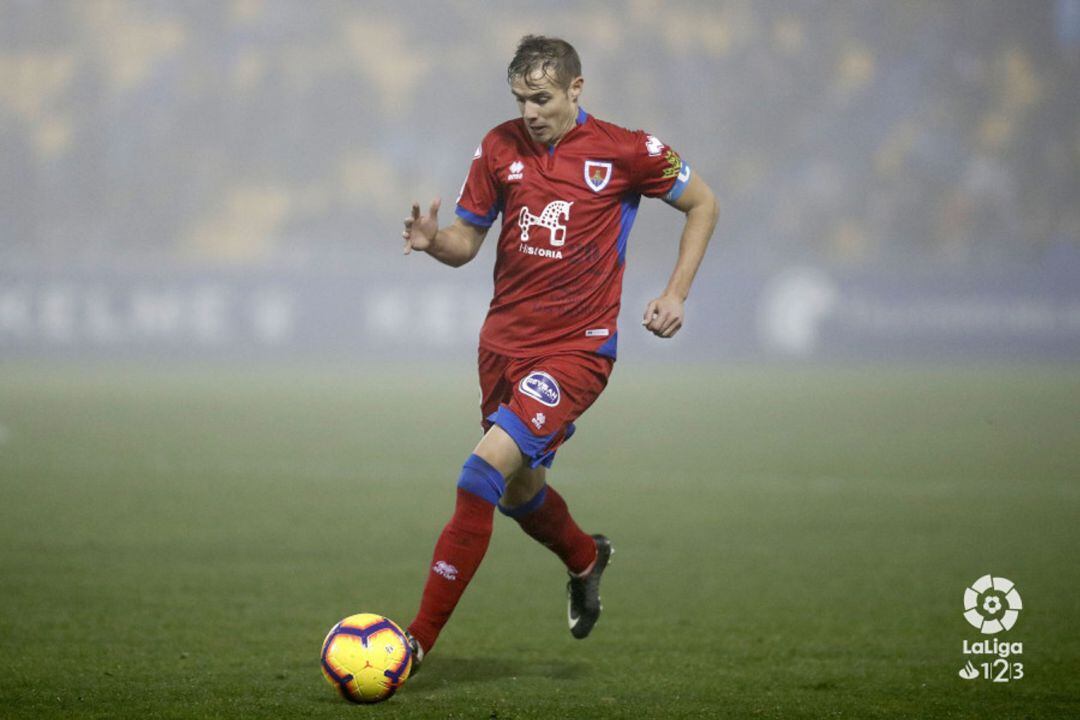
[643,172,719,338]
[402,198,488,268]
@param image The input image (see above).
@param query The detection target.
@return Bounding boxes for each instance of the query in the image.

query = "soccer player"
[400,35,718,666]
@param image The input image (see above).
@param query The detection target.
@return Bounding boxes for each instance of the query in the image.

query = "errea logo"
[508,160,524,181]
[645,134,664,156]
[433,560,459,581]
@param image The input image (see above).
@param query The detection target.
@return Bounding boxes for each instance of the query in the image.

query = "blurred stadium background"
[3,3,1080,717]
[2,0,1078,362]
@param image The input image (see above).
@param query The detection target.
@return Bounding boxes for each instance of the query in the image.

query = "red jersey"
[455,107,692,359]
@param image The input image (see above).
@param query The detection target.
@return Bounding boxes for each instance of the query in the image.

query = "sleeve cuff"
[456,203,500,228]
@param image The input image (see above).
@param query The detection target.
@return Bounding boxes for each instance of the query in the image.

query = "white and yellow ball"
[320,613,414,704]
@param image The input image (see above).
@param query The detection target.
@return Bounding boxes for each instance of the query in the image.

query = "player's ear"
[568,76,583,102]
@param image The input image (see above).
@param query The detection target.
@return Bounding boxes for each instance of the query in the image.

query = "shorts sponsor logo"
[584,160,613,192]
[519,371,561,407]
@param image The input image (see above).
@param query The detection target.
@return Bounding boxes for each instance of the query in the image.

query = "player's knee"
[457,454,506,505]
[498,483,547,518]
[498,464,545,514]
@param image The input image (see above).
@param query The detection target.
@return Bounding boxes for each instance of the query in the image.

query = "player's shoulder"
[479,118,528,152]
[583,113,656,157]
[586,114,640,141]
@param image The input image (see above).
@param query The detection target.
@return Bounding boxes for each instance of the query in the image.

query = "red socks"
[407,488,494,655]
[511,485,596,575]
[408,482,593,656]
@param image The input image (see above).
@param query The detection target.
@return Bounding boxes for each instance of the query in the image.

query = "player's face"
[510,70,582,146]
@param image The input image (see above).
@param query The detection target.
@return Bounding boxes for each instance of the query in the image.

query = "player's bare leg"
[472,425,525,477]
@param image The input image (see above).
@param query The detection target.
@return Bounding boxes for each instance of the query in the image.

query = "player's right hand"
[403,198,440,255]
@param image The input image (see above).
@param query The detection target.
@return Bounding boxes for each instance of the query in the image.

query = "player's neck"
[547,105,580,148]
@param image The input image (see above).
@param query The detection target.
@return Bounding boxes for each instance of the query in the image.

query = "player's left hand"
[642,294,684,338]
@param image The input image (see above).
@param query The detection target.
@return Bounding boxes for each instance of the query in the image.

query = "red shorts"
[478,347,614,468]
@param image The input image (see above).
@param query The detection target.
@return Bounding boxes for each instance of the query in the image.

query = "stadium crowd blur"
[2,0,1078,273]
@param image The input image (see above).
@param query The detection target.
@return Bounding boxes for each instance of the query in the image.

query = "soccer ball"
[320,613,414,703]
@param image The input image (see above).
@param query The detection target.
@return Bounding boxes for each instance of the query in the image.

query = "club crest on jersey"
[584,160,613,192]
[519,371,561,407]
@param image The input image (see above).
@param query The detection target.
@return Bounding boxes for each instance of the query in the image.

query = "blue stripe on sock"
[457,454,506,505]
[498,485,548,518]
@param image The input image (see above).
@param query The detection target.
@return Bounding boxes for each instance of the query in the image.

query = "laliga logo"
[958,575,1025,682]
[963,575,1022,635]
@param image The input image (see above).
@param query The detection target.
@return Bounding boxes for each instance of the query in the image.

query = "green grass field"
[1,362,1078,719]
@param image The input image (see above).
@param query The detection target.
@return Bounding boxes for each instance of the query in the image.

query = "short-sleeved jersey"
[456,107,692,359]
